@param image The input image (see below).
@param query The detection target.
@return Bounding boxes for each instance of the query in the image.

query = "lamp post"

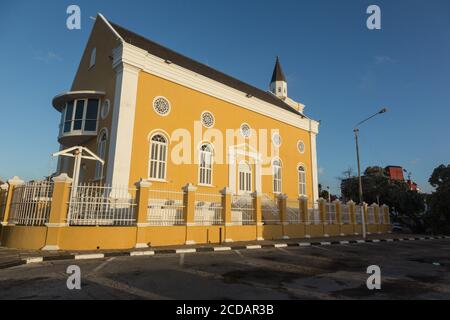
[354,108,388,238]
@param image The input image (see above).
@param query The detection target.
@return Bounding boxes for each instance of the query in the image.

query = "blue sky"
[0,0,449,194]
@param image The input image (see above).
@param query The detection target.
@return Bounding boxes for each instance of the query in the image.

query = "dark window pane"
[84,120,97,131]
[65,101,74,121]
[86,99,99,120]
[64,121,71,133]
[73,120,82,130]
[75,100,85,120]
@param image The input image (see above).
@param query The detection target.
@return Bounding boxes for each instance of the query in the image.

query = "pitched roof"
[109,21,304,117]
[271,56,287,83]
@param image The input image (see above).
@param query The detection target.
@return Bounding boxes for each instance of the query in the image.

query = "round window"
[272,133,282,147]
[240,123,251,138]
[297,140,305,154]
[153,96,171,116]
[100,99,110,119]
[201,111,215,128]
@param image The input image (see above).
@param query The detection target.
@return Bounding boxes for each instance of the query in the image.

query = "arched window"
[298,165,306,196]
[198,144,213,185]
[149,134,168,180]
[238,161,252,193]
[272,159,282,193]
[95,131,107,180]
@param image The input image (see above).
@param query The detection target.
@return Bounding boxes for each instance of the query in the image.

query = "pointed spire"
[271,56,286,83]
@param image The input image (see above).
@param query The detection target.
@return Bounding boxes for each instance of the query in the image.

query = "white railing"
[0,188,8,222]
[379,207,385,224]
[367,206,375,224]
[262,194,280,225]
[231,194,255,225]
[147,189,185,226]
[8,181,53,226]
[194,192,223,226]
[286,199,301,224]
[355,205,363,224]
[308,205,321,224]
[341,204,350,224]
[326,203,337,224]
[68,184,136,226]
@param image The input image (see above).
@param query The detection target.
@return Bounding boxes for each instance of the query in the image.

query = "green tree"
[427,164,450,234]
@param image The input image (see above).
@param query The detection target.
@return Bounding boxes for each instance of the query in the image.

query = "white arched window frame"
[238,161,252,193]
[198,143,213,186]
[149,134,168,181]
[298,165,307,196]
[272,158,282,194]
[94,130,107,180]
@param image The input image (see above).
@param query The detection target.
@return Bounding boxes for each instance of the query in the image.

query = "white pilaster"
[310,131,319,203]
[106,55,141,187]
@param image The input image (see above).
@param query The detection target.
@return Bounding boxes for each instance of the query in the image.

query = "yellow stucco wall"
[0,226,47,250]
[128,71,315,199]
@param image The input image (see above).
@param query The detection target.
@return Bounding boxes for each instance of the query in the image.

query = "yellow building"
[53,13,320,204]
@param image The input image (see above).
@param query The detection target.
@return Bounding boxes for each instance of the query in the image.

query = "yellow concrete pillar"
[1,176,25,226]
[299,196,308,223]
[373,204,381,234]
[334,200,342,225]
[363,202,369,234]
[278,194,288,239]
[348,200,356,224]
[183,183,197,245]
[42,173,72,251]
[221,187,233,242]
[135,179,151,248]
[253,192,263,241]
[384,205,391,225]
[318,198,326,224]
[0,184,9,221]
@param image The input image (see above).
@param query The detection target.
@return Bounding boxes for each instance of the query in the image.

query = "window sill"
[148,178,169,183]
[197,184,215,188]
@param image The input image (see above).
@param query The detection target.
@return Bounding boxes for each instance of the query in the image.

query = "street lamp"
[354,107,388,238]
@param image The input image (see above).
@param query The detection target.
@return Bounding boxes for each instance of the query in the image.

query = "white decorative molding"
[8,176,24,186]
[52,173,73,184]
[310,132,319,203]
[182,183,197,192]
[41,245,60,251]
[114,42,320,134]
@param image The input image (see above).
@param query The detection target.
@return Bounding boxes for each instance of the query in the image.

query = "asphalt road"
[0,239,449,300]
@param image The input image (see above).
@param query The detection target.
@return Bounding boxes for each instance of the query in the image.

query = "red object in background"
[407,180,418,191]
[385,166,405,181]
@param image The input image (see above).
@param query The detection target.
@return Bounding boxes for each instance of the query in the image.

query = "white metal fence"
[8,181,53,226]
[308,201,321,224]
[326,203,337,224]
[355,205,363,224]
[194,192,223,225]
[341,204,350,224]
[231,194,255,225]
[147,189,185,226]
[286,199,301,224]
[68,184,136,226]
[262,195,280,225]
[0,188,8,222]
[367,206,375,224]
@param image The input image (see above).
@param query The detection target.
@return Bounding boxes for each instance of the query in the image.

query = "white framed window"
[201,111,215,128]
[298,165,306,196]
[94,130,107,180]
[149,134,168,180]
[152,96,171,116]
[62,98,99,134]
[297,140,305,154]
[240,123,252,138]
[238,161,252,193]
[198,143,213,185]
[100,99,110,119]
[272,158,282,193]
[89,47,96,68]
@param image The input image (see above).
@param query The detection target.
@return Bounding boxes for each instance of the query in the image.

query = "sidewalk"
[1,233,448,270]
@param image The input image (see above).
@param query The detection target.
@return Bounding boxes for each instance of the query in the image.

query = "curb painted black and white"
[1,236,449,270]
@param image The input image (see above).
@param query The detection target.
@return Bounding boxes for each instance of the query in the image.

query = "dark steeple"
[271,56,286,83]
